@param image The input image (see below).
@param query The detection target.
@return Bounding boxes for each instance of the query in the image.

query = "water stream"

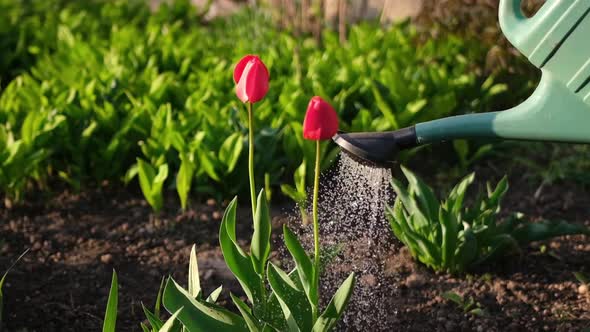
[284,153,401,331]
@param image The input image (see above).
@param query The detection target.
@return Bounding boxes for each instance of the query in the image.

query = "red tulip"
[303,96,339,140]
[233,55,269,104]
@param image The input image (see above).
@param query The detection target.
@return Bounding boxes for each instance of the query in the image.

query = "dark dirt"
[1,171,589,331]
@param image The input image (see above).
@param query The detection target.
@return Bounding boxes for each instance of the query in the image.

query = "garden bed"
[1,169,589,331]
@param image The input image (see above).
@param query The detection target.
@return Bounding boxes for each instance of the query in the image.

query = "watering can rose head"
[233,54,269,103]
[303,96,339,140]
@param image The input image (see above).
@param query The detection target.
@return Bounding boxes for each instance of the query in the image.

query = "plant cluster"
[0,0,513,209]
[99,54,355,332]
[387,166,590,274]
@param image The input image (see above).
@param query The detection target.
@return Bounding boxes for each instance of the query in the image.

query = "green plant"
[441,291,487,316]
[0,0,523,208]
[387,166,590,273]
[155,57,355,332]
[136,158,169,212]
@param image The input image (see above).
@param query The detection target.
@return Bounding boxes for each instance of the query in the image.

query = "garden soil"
[1,172,589,331]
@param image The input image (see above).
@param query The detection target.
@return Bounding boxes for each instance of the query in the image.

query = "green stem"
[248,102,256,217]
[312,140,321,319]
[248,102,268,311]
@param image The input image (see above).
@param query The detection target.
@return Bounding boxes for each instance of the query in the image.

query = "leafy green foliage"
[162,192,355,331]
[387,166,590,273]
[0,0,516,208]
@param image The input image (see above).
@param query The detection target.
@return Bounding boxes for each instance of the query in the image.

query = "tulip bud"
[233,55,269,104]
[303,96,339,140]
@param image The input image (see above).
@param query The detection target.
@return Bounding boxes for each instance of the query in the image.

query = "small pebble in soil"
[360,274,377,287]
[100,253,113,264]
[578,284,588,295]
[206,198,216,207]
[212,211,222,220]
[405,273,426,288]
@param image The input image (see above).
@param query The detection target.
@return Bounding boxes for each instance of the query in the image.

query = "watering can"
[334,0,590,167]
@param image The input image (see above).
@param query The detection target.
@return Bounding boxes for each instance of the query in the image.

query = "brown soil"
[1,174,589,331]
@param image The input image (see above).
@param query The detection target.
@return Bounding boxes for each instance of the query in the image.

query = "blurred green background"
[1,0,586,211]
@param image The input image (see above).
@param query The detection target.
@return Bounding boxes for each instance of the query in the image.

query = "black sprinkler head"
[332,127,418,168]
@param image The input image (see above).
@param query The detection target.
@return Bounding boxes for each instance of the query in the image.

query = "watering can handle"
[499,0,580,66]
[498,0,537,58]
[499,0,527,36]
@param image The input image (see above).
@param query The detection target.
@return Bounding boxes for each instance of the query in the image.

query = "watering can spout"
[334,73,590,168]
[333,128,418,167]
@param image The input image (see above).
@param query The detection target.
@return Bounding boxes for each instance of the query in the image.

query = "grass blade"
[102,270,118,332]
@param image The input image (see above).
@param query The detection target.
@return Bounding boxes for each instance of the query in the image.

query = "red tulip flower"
[303,96,339,140]
[233,55,269,104]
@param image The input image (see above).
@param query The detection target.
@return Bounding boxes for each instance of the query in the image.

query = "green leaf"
[510,220,589,244]
[218,197,262,304]
[162,277,248,332]
[230,293,262,332]
[102,270,118,332]
[280,184,305,203]
[456,228,478,270]
[267,263,313,332]
[137,158,156,197]
[400,165,439,221]
[177,156,195,210]
[283,225,316,307]
[155,277,166,317]
[447,173,475,216]
[294,161,306,193]
[136,158,168,212]
[188,245,200,298]
[441,291,463,306]
[160,309,182,332]
[219,132,243,173]
[251,190,271,275]
[142,304,164,331]
[206,286,223,303]
[312,273,355,332]
[199,151,221,182]
[439,208,458,270]
[453,140,469,167]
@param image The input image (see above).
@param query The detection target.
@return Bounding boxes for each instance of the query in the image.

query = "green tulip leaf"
[251,190,271,275]
[102,270,118,332]
[312,273,355,332]
[162,277,248,332]
[219,197,263,305]
[267,263,313,332]
[230,293,262,332]
[282,225,316,307]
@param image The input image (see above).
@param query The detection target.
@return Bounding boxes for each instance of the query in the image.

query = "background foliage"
[0,0,535,207]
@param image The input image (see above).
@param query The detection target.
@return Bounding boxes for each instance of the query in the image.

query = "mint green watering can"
[334,0,590,166]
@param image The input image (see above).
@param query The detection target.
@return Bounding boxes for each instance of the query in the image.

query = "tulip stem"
[312,139,321,317]
[248,102,257,217]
